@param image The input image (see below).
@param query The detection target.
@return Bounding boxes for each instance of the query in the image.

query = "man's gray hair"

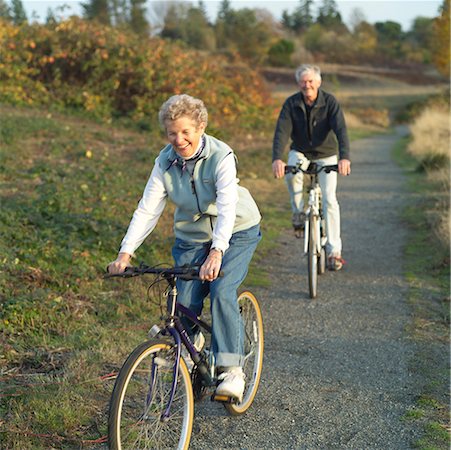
[158,94,208,129]
[295,64,322,83]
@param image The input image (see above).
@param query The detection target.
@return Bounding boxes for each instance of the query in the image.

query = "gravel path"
[190,128,422,449]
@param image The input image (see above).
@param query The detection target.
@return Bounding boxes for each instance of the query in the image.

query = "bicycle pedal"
[211,393,235,403]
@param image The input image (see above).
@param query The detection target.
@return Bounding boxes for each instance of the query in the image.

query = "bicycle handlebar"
[104,264,223,281]
[284,163,338,175]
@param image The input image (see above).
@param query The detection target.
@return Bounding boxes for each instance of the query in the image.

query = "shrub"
[0,17,274,132]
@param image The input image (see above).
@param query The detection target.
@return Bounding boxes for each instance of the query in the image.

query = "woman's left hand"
[200,249,222,281]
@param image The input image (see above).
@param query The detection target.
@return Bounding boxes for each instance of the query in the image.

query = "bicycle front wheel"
[308,215,318,298]
[225,291,264,416]
[108,339,194,450]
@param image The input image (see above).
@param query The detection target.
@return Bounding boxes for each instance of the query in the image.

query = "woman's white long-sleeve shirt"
[120,151,238,256]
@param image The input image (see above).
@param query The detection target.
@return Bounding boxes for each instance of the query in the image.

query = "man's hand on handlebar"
[338,158,351,176]
[107,252,132,274]
[272,159,286,179]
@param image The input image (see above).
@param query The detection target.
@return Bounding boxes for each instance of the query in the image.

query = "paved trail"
[190,128,422,449]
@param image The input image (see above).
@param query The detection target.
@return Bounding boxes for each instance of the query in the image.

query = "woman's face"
[165,116,205,159]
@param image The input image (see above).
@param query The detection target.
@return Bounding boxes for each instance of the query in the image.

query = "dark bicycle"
[105,264,264,449]
[285,162,338,299]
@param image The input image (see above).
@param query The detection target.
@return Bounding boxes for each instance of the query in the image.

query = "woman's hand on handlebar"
[338,158,351,176]
[107,252,132,274]
[272,159,286,179]
[200,248,222,281]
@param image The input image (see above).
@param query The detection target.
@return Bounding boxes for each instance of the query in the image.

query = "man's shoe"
[292,212,306,230]
[215,367,245,402]
[182,332,205,372]
[328,255,345,271]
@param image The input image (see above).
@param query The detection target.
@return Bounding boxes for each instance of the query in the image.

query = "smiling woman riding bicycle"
[108,93,262,402]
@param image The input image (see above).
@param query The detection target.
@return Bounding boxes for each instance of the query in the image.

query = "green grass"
[392,138,450,450]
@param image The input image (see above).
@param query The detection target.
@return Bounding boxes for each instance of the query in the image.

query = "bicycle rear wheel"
[108,339,194,450]
[224,291,264,416]
[308,215,318,298]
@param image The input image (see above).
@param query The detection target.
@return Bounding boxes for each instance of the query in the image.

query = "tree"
[217,0,232,21]
[352,21,377,62]
[184,5,215,50]
[110,0,128,26]
[82,0,111,25]
[374,20,405,59]
[282,0,314,33]
[10,0,27,24]
[129,0,149,35]
[160,3,188,41]
[0,0,11,21]
[348,7,366,32]
[45,7,57,25]
[316,0,345,31]
[215,7,274,63]
[431,0,450,77]
[268,39,295,66]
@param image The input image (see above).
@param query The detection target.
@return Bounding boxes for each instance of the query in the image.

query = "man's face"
[298,71,321,102]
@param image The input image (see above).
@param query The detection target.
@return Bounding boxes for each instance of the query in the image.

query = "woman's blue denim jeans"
[172,224,261,367]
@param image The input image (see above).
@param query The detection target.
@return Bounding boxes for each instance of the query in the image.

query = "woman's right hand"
[107,252,132,274]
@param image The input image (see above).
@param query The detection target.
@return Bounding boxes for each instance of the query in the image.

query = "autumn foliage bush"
[0,17,274,131]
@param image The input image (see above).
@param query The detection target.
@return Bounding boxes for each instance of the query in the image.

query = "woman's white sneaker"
[215,367,245,402]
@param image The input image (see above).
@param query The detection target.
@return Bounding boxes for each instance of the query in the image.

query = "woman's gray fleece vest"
[158,134,261,243]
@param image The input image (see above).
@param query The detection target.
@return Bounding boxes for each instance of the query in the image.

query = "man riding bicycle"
[272,64,351,271]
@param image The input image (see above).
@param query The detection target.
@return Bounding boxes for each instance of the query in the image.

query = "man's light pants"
[286,150,342,257]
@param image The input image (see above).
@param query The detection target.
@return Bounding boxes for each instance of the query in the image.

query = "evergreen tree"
[185,4,215,50]
[10,0,27,24]
[217,0,232,21]
[45,7,57,25]
[282,0,313,32]
[0,0,11,21]
[110,0,127,26]
[129,0,149,35]
[317,0,344,30]
[82,0,111,25]
[160,3,186,40]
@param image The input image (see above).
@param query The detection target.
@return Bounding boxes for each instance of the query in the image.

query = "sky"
[22,0,444,31]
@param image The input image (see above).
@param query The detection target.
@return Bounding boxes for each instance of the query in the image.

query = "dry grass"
[407,105,450,249]
[408,106,450,160]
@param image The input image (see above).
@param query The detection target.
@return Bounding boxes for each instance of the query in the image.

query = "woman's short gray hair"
[158,94,208,129]
[295,64,322,83]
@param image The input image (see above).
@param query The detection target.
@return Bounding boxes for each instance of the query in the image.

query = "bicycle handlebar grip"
[284,165,297,174]
[324,164,339,173]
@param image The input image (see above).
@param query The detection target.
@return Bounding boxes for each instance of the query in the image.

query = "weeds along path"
[190,128,422,449]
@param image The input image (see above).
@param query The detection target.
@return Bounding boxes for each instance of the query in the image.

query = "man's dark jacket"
[272,89,350,162]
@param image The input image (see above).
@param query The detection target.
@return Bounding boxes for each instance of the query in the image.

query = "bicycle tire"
[308,214,318,298]
[224,291,264,416]
[318,217,327,275]
[108,339,194,450]
[318,246,326,275]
